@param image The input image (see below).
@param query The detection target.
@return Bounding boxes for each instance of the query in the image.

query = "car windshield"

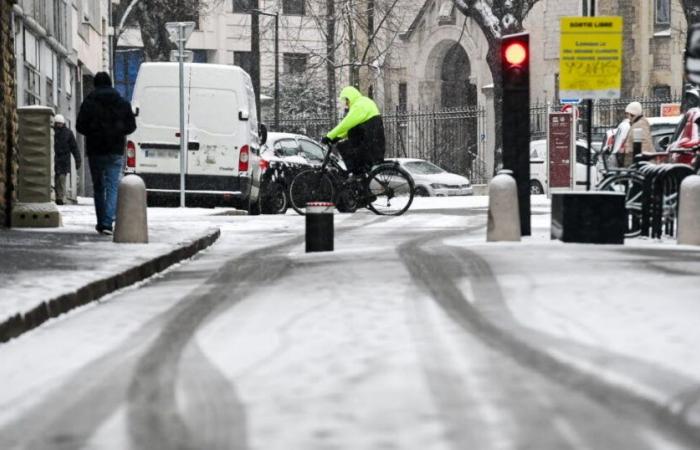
[404,161,445,175]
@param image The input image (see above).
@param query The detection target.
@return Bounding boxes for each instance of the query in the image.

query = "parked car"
[529,139,598,194]
[257,132,329,214]
[647,115,683,153]
[387,158,473,196]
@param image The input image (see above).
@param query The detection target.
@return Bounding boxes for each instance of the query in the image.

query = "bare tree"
[113,0,221,62]
[452,0,541,170]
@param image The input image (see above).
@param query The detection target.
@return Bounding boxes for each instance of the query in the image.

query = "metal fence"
[273,105,488,185]
[531,95,684,143]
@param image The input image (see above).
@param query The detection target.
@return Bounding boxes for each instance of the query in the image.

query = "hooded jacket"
[54,125,81,174]
[326,86,381,140]
[76,76,136,156]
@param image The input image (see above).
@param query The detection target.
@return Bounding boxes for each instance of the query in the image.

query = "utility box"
[12,106,61,228]
[551,192,625,244]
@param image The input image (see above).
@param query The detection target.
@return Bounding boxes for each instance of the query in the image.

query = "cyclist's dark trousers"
[339,115,386,174]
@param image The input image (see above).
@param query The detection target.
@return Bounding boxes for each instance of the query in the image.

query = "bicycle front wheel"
[365,164,415,216]
[289,169,335,215]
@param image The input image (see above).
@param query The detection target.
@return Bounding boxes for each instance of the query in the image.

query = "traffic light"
[686,24,700,84]
[499,32,531,236]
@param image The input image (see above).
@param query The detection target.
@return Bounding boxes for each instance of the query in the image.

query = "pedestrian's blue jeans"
[88,154,124,230]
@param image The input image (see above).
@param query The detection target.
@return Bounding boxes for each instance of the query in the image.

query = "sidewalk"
[0,199,232,342]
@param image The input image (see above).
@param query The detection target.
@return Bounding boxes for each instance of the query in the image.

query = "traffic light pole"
[500,33,531,236]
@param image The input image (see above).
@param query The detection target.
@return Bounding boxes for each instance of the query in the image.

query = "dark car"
[257,132,327,214]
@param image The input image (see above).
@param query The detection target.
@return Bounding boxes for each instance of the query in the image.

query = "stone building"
[385,0,689,177]
[1,0,18,227]
[12,0,114,199]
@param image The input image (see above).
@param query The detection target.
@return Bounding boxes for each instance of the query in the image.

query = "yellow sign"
[560,17,623,100]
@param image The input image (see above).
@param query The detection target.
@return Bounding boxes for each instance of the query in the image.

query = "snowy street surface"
[1,196,700,449]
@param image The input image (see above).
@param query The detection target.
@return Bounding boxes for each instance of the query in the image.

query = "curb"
[0,228,221,343]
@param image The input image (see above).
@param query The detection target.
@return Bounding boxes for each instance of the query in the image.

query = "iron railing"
[272,105,488,185]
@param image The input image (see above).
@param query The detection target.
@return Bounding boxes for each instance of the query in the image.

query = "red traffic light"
[504,42,527,66]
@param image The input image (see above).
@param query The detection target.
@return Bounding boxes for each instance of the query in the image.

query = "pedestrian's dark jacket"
[54,126,81,174]
[76,81,136,157]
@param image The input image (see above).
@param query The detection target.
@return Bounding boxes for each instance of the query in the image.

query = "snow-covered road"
[0,198,698,449]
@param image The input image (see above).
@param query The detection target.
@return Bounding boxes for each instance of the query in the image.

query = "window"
[398,82,407,111]
[655,0,670,28]
[653,85,671,99]
[233,51,254,76]
[46,78,54,108]
[24,64,41,105]
[233,0,253,13]
[273,139,301,157]
[283,53,307,75]
[299,139,325,162]
[283,0,304,15]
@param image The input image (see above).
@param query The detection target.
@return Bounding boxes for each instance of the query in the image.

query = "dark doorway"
[440,44,476,108]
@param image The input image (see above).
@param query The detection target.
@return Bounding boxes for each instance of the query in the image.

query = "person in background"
[619,101,654,166]
[76,72,136,235]
[53,114,81,205]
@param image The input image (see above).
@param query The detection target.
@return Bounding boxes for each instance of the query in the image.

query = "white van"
[128,63,265,212]
[529,139,598,194]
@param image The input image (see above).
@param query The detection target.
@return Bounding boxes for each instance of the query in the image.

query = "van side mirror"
[238,109,250,121]
[259,123,268,145]
[133,106,139,117]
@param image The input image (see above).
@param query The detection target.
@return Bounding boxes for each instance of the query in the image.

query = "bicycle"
[288,142,415,216]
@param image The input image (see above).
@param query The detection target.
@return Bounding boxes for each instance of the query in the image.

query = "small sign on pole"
[660,103,681,117]
[559,17,623,100]
[548,112,575,192]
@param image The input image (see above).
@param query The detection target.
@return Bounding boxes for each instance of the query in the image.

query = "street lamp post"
[250,9,279,130]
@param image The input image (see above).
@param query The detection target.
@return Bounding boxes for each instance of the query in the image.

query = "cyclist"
[321,86,386,176]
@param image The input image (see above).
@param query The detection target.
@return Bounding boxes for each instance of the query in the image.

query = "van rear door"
[186,86,240,178]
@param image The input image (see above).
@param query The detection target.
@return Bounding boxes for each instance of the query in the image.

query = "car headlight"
[430,183,448,189]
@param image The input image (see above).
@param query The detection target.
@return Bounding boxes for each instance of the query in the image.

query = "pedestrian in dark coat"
[53,114,81,205]
[76,72,136,235]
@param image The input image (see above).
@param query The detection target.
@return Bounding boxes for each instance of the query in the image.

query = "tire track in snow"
[398,228,696,449]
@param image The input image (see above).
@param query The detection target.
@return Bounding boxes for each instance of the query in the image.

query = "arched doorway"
[440,44,476,108]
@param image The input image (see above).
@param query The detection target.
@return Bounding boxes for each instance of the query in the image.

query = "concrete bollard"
[306,202,334,252]
[114,174,149,244]
[677,175,700,246]
[487,170,521,242]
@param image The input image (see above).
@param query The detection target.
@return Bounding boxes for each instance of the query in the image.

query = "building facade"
[11,0,113,200]
[387,0,689,177]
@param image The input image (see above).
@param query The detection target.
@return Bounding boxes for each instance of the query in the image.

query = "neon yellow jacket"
[326,86,381,140]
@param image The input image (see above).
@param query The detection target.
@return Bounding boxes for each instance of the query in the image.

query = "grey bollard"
[114,174,148,243]
[677,175,700,246]
[487,170,521,242]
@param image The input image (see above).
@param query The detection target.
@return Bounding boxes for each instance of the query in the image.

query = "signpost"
[548,112,575,192]
[165,21,195,208]
[559,16,623,100]
[560,14,623,191]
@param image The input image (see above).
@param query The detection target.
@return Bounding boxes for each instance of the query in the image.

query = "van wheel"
[530,180,544,195]
[261,182,288,214]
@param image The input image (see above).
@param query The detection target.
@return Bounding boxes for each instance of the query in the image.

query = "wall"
[1,0,18,226]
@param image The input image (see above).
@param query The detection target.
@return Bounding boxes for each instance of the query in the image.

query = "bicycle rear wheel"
[365,164,415,216]
[289,169,334,215]
[597,173,645,237]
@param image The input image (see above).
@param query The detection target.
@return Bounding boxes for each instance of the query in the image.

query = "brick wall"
[0,0,18,227]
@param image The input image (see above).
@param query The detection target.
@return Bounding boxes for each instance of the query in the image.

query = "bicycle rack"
[637,164,695,239]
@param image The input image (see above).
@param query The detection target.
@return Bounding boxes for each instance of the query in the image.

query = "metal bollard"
[114,174,149,243]
[306,202,334,252]
[677,175,700,246]
[487,170,521,242]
